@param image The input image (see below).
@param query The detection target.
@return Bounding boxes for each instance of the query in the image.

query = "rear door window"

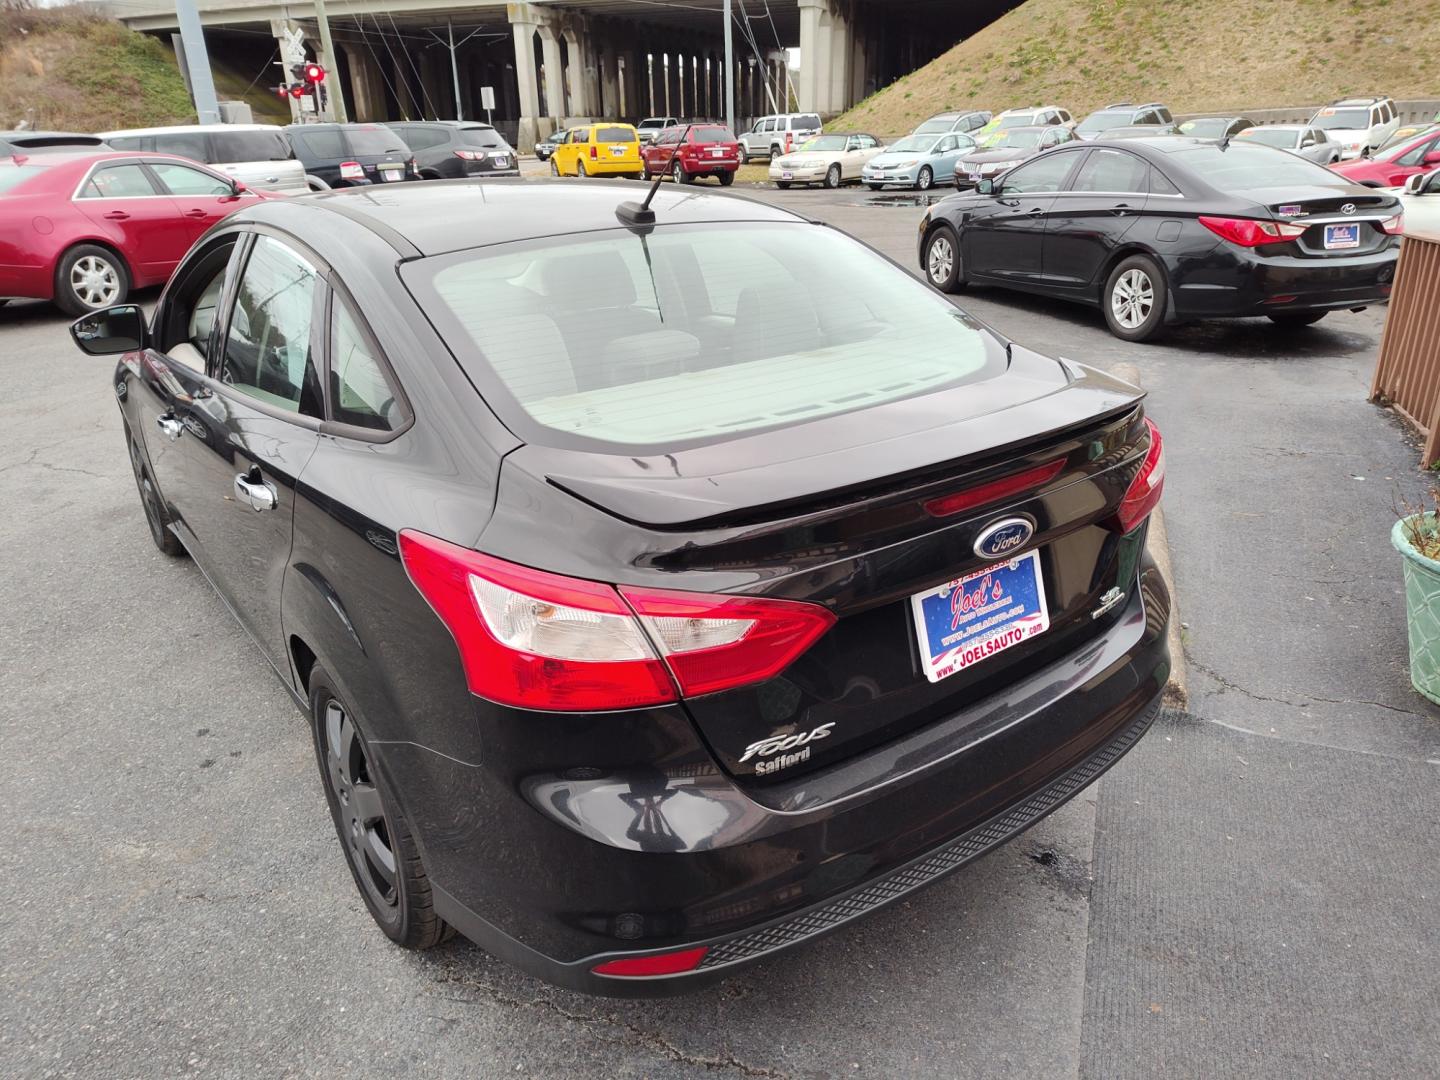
[152,132,210,161]
[78,164,159,198]
[329,295,404,431]
[220,235,322,415]
[1070,149,1150,193]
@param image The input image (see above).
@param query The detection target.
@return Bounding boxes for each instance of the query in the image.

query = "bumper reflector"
[592,946,709,977]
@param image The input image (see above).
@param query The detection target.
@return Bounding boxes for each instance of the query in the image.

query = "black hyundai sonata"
[70,179,1169,994]
[919,136,1401,341]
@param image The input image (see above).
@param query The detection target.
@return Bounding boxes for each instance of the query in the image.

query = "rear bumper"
[584,158,642,174]
[399,557,1171,995]
[1170,244,1398,317]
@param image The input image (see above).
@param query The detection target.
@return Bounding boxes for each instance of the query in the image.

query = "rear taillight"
[1199,215,1306,247]
[593,947,708,977]
[398,531,835,711]
[1115,419,1165,533]
[338,161,364,180]
[589,144,598,158]
[1380,212,1404,235]
[923,459,1065,519]
[454,149,487,161]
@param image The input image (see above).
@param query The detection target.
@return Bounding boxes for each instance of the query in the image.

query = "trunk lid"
[499,350,1149,783]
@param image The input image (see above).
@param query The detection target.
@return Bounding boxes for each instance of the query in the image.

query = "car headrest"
[540,250,637,309]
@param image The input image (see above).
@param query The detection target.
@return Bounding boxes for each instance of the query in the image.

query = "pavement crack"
[433,971,794,1078]
[1184,649,1428,719]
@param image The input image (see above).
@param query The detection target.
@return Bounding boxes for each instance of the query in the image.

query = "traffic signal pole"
[174,0,221,124]
[311,0,347,122]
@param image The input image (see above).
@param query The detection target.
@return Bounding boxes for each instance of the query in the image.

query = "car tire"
[924,225,963,293]
[126,427,184,558]
[1102,254,1168,342]
[865,183,882,191]
[577,161,587,178]
[718,171,734,187]
[309,664,452,951]
[673,161,691,184]
[1267,311,1328,328]
[550,158,560,176]
[54,244,129,317]
[916,166,934,191]
[737,145,749,165]
[771,144,783,160]
[776,181,792,189]
[305,174,332,191]
[824,164,842,189]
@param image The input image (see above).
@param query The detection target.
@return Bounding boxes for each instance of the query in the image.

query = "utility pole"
[174,0,220,124]
[312,0,347,121]
[723,0,734,134]
[449,20,463,121]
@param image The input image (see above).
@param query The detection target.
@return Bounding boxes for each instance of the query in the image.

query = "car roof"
[1332,96,1388,105]
[245,178,804,257]
[1247,123,1307,131]
[99,123,284,136]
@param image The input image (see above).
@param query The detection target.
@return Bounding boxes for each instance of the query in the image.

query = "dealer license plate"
[781,171,794,179]
[1324,223,1360,249]
[611,146,626,156]
[909,552,1050,684]
[379,167,402,182]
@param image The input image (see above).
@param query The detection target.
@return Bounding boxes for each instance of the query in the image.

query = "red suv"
[1331,125,1440,188]
[641,125,740,185]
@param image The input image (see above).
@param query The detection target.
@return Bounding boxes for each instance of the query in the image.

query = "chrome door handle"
[183,209,208,218]
[234,472,278,512]
[1025,205,1044,215]
[1111,203,1132,216]
[104,211,130,220]
[155,414,184,441]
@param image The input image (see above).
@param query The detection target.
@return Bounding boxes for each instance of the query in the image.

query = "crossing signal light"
[304,63,326,84]
[289,83,306,99]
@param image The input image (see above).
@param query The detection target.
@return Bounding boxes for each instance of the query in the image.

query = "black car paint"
[100,182,1168,994]
[386,121,519,180]
[284,123,417,188]
[923,137,1400,320]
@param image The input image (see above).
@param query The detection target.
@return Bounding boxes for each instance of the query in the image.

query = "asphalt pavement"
[2,178,1436,1079]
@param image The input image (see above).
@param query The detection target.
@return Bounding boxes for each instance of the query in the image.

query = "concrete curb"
[1109,362,1188,709]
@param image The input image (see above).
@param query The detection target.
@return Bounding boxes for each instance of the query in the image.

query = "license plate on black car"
[1324,223,1360,249]
[909,553,1050,684]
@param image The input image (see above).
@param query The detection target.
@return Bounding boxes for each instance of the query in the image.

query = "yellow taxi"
[550,123,643,179]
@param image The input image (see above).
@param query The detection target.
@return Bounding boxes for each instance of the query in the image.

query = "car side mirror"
[1424,151,1440,166]
[1406,172,1430,195]
[69,304,148,355]
[977,178,996,196]
[230,179,248,196]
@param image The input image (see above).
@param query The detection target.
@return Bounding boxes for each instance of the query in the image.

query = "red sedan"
[1331,125,1440,189]
[641,124,741,185]
[0,150,272,315]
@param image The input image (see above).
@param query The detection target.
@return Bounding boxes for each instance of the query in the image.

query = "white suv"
[637,117,680,145]
[99,124,309,194]
[1308,97,1400,159]
[738,113,824,163]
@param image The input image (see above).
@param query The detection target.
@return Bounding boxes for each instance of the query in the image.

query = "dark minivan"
[386,120,519,180]
[285,122,417,188]
[69,181,1169,995]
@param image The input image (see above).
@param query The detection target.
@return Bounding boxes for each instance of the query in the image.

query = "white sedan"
[770,133,886,189]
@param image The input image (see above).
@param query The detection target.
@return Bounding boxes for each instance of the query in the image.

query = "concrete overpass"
[112,0,1015,149]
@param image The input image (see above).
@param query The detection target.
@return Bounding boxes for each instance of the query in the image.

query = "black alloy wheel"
[127,431,183,557]
[310,667,450,949]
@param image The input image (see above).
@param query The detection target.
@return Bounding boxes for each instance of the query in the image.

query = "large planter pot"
[1392,512,1440,704]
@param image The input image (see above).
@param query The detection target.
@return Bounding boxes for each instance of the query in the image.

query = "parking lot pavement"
[3,182,1438,1080]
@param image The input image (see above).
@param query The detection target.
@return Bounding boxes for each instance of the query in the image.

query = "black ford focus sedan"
[70,180,1169,994]
[919,136,1401,341]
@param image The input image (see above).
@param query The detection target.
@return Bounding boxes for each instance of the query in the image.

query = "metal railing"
[1371,234,1440,466]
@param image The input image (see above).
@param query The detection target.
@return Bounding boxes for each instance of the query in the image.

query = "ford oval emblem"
[974,517,1035,561]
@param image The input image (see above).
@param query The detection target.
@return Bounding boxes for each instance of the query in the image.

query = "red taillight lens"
[338,161,364,180]
[923,458,1065,518]
[1380,212,1404,235]
[1115,419,1165,533]
[398,531,834,710]
[619,586,836,698]
[1199,215,1306,247]
[592,947,709,977]
[589,145,598,158]
[454,149,487,161]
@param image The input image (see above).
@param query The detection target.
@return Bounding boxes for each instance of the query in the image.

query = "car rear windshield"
[210,130,293,162]
[691,126,734,144]
[596,127,636,143]
[1170,144,1332,188]
[913,118,955,135]
[790,115,821,130]
[343,126,408,155]
[1236,128,1298,149]
[1313,108,1370,130]
[997,112,1037,129]
[461,126,505,147]
[408,221,1002,451]
[1077,111,1131,134]
[0,165,45,195]
[1177,118,1230,138]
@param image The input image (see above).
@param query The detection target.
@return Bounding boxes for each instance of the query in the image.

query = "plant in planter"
[1392,486,1440,704]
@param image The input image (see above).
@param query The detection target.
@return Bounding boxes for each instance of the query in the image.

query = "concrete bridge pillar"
[601,39,619,118]
[797,0,824,114]
[829,8,850,116]
[561,27,587,116]
[538,24,565,121]
[509,4,542,150]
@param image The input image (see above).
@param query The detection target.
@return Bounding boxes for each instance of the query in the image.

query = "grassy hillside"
[837,0,1440,133]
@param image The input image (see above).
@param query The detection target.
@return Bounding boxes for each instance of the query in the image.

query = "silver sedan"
[862,132,976,191]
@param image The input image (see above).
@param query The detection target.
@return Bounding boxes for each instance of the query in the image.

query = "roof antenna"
[617,122,694,233]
